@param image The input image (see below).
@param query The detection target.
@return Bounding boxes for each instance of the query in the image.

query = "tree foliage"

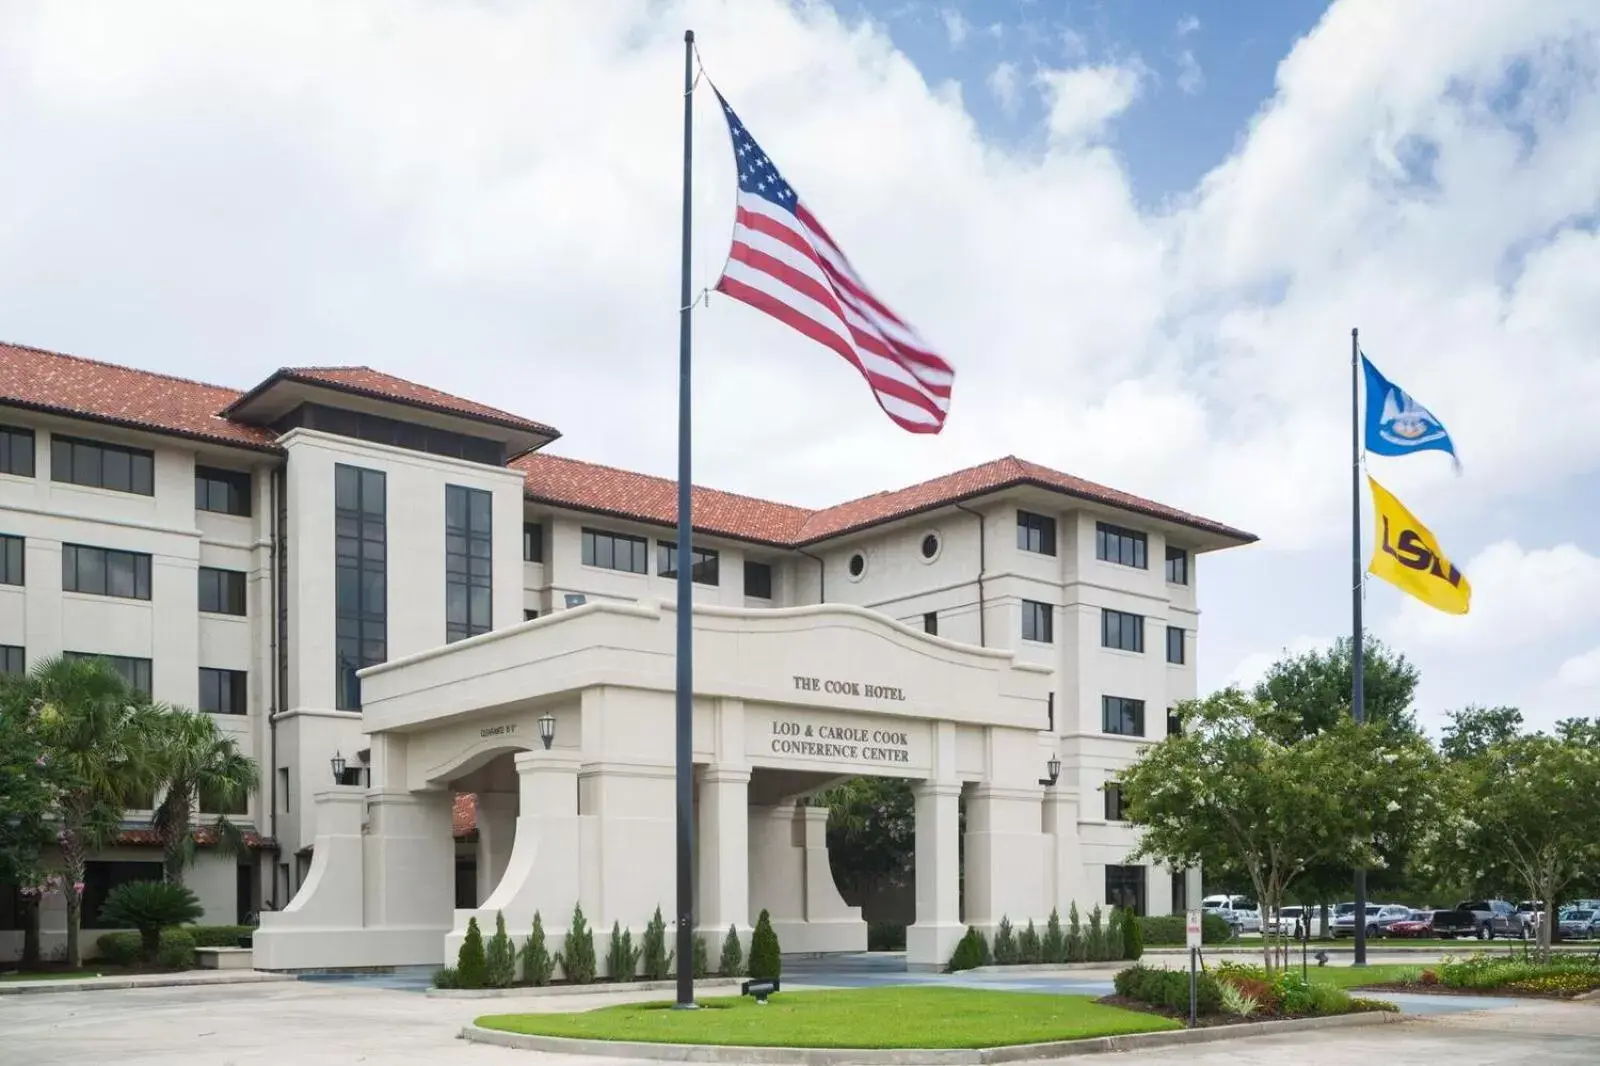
[98,881,204,962]
[818,777,915,894]
[149,710,259,883]
[1251,635,1420,741]
[0,678,59,891]
[1440,705,1524,761]
[1120,688,1438,972]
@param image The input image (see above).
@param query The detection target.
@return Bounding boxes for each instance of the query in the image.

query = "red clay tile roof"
[517,452,1255,546]
[453,793,479,840]
[515,452,813,546]
[0,341,277,451]
[225,366,560,439]
[115,826,278,850]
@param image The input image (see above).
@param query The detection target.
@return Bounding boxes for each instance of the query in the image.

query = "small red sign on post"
[1186,909,1203,950]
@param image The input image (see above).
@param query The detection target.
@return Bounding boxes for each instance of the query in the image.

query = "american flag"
[712,90,955,434]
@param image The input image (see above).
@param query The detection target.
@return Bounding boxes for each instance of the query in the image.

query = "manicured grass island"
[476,986,1181,1049]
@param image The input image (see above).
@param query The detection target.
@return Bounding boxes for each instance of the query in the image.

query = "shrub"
[1137,913,1233,946]
[433,966,460,989]
[948,926,991,972]
[1218,980,1260,1017]
[1087,905,1107,962]
[98,882,204,963]
[184,925,256,948]
[606,921,640,980]
[155,928,196,970]
[484,912,515,989]
[867,922,907,951]
[992,916,1018,964]
[1066,903,1085,962]
[1219,974,1280,1014]
[718,924,744,976]
[1042,908,1066,964]
[1306,982,1355,1016]
[1113,964,1222,1015]
[748,909,781,981]
[1418,968,1439,986]
[1274,971,1314,1016]
[1019,919,1041,964]
[1121,907,1143,961]
[520,911,555,986]
[640,906,672,981]
[457,917,487,989]
[94,931,142,966]
[692,933,709,979]
[558,903,597,984]
[1213,959,1267,982]
[1348,997,1400,1013]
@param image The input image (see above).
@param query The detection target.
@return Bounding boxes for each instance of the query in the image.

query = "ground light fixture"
[538,712,556,750]
[742,978,780,1004]
[1038,754,1061,787]
[1315,950,1330,967]
[330,750,346,784]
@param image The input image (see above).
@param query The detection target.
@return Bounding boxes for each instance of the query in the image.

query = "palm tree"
[28,656,162,968]
[149,710,259,884]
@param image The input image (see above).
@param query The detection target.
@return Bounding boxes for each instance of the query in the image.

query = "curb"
[460,1010,1407,1063]
[962,963,1120,975]
[429,977,743,1000]
[0,971,295,997]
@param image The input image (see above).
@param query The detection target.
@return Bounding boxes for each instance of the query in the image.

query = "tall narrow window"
[522,522,543,563]
[335,465,386,710]
[744,560,773,599]
[198,668,248,715]
[1171,870,1189,913]
[1106,865,1147,916]
[1021,599,1053,643]
[1016,510,1057,556]
[446,485,493,643]
[923,611,938,635]
[198,567,247,615]
[0,534,22,586]
[1165,545,1189,585]
[195,466,252,516]
[0,424,34,477]
[1104,782,1128,821]
[0,645,24,677]
[1166,625,1185,664]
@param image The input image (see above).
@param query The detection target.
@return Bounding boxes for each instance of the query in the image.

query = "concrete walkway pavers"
[0,969,295,996]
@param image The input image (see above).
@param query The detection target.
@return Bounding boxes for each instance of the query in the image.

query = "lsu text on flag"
[1367,475,1471,615]
[1361,353,1458,468]
[711,89,954,434]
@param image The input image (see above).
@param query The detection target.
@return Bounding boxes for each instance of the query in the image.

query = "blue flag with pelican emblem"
[1361,352,1459,469]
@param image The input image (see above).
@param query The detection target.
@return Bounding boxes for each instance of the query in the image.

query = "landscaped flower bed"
[1105,962,1398,1025]
[1363,953,1600,999]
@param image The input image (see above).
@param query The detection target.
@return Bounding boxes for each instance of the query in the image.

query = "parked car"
[1426,907,1481,939]
[1267,905,1311,938]
[1332,904,1386,938]
[1202,895,1262,934]
[1384,910,1436,938]
[1557,909,1599,940]
[1516,901,1545,937]
[1454,900,1522,940]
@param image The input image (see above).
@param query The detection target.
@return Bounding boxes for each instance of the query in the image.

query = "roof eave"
[0,398,283,456]
[522,492,800,550]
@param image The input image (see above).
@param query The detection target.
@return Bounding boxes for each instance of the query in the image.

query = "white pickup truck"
[1202,894,1261,934]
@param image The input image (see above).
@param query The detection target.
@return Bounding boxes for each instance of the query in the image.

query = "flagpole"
[673,27,698,1009]
[1351,325,1368,968]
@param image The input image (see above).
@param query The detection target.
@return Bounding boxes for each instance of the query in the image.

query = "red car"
[1385,910,1435,938]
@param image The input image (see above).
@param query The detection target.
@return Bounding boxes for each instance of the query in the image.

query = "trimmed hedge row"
[1137,913,1233,946]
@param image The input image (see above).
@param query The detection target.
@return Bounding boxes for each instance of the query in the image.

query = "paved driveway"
[2,966,1597,1065]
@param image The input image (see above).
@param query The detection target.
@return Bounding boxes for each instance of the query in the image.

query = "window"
[0,424,35,477]
[50,434,154,495]
[199,668,247,715]
[923,611,938,635]
[278,768,290,813]
[0,645,23,677]
[0,534,21,585]
[1101,608,1144,652]
[1166,626,1185,664]
[62,544,152,600]
[581,527,647,574]
[1166,707,1182,736]
[1095,522,1147,569]
[1104,782,1128,821]
[744,560,773,599]
[271,402,506,465]
[522,522,543,563]
[920,533,940,559]
[1016,510,1057,556]
[335,465,386,710]
[847,552,866,578]
[524,609,539,622]
[200,781,249,816]
[198,567,247,615]
[82,861,162,929]
[1171,871,1188,913]
[1106,864,1147,916]
[446,485,493,643]
[64,652,152,698]
[1165,545,1188,585]
[658,541,720,586]
[1103,695,1145,737]
[1022,599,1053,643]
[195,466,252,516]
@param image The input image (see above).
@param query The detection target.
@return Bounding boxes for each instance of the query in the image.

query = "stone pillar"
[748,803,805,935]
[964,785,1046,935]
[474,791,518,905]
[797,805,867,951]
[696,765,750,949]
[906,781,963,970]
[1043,785,1086,913]
[362,789,454,935]
[253,786,365,970]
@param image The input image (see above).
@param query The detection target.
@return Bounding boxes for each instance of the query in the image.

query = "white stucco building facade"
[0,340,1254,968]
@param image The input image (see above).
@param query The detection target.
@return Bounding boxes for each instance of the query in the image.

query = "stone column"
[797,805,867,951]
[361,789,454,935]
[695,765,750,950]
[475,791,518,905]
[1042,785,1086,913]
[906,781,963,970]
[253,786,365,970]
[964,784,1046,935]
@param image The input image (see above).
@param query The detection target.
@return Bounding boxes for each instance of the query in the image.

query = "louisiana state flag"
[1368,476,1471,615]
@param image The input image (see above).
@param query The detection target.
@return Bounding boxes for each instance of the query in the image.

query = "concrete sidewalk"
[0,969,294,996]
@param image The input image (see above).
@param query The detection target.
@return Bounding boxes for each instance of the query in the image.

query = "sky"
[0,0,1597,737]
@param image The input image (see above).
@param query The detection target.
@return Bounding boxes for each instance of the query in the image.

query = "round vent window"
[847,553,866,579]
[920,533,941,560]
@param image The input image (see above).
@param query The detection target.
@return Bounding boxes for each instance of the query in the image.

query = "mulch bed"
[1356,982,1600,1001]
[1095,995,1276,1028]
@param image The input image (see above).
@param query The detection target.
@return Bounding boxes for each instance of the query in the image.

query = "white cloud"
[1035,63,1143,143]
[987,61,1020,114]
[1556,646,1600,689]
[1226,635,1331,690]
[1385,541,1600,650]
[1177,16,1201,36]
[1176,49,1204,94]
[940,7,969,48]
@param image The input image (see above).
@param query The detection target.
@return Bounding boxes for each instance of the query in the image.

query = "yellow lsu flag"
[1368,475,1471,615]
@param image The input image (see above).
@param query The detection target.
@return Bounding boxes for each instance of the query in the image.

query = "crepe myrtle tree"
[1119,689,1439,973]
[1418,726,1600,961]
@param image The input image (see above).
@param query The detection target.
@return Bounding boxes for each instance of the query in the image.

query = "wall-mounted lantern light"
[538,712,556,750]
[331,750,347,784]
[1038,754,1061,788]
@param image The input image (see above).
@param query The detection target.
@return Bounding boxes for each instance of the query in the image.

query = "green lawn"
[1306,964,1424,989]
[477,987,1181,1049]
